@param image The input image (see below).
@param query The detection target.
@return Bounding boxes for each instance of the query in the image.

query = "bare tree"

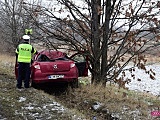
[0,0,23,52]
[4,0,160,86]
[0,0,43,53]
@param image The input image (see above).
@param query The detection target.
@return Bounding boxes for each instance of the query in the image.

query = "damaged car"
[15,49,88,88]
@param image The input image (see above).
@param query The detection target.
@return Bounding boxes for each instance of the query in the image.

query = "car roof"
[39,50,66,59]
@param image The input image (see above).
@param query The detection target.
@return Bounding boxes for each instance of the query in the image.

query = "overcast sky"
[24,0,160,31]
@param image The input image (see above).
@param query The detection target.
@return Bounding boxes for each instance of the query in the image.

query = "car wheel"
[71,79,79,88]
[31,80,37,88]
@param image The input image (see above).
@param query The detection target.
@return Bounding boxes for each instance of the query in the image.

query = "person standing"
[15,35,37,89]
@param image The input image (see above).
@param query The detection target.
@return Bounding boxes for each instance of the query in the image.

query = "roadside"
[0,53,160,120]
[0,73,87,120]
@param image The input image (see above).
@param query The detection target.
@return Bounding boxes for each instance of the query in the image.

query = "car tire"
[71,79,79,88]
[31,81,37,88]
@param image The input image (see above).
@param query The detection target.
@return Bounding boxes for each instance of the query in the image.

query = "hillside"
[0,53,160,120]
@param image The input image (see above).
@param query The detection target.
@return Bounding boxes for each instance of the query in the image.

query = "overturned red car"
[15,49,88,87]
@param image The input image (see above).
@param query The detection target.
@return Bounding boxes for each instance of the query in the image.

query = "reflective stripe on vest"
[17,44,33,63]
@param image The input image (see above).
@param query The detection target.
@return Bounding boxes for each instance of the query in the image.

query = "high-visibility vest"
[16,43,35,63]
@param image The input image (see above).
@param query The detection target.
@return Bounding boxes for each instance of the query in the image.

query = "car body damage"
[15,49,88,87]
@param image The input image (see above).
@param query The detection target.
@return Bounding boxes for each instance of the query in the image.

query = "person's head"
[22,35,30,42]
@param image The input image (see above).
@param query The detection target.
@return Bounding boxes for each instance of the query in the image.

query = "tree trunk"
[91,0,101,83]
[101,0,111,86]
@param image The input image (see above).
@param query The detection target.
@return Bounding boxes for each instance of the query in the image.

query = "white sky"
[41,0,160,30]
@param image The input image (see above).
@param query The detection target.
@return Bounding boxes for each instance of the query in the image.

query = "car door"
[69,53,88,77]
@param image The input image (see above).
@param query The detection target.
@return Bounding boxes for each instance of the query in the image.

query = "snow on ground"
[121,64,160,96]
[14,94,86,120]
[88,64,160,96]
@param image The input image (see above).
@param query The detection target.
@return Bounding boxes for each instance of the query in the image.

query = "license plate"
[48,75,64,79]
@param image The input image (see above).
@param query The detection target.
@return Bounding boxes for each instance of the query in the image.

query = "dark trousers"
[17,62,31,88]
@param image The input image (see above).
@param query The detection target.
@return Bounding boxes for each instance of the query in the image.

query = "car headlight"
[70,63,75,68]
[34,65,40,69]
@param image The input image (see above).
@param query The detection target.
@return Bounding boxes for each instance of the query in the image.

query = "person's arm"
[31,47,38,54]
[15,46,19,62]
[15,53,18,62]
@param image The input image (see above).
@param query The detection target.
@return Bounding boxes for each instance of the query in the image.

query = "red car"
[15,50,88,88]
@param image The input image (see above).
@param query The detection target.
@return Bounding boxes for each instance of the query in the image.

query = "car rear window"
[37,54,69,62]
[37,54,50,62]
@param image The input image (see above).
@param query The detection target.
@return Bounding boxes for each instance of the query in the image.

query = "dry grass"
[0,53,15,63]
[145,55,160,65]
[57,81,160,119]
[0,53,15,76]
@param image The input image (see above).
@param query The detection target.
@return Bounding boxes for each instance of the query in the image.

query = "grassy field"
[0,53,160,119]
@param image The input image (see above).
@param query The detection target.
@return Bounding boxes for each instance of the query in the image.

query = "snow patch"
[122,65,160,96]
[18,97,26,102]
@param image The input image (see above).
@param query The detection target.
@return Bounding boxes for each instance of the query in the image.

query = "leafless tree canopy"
[0,0,160,86]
